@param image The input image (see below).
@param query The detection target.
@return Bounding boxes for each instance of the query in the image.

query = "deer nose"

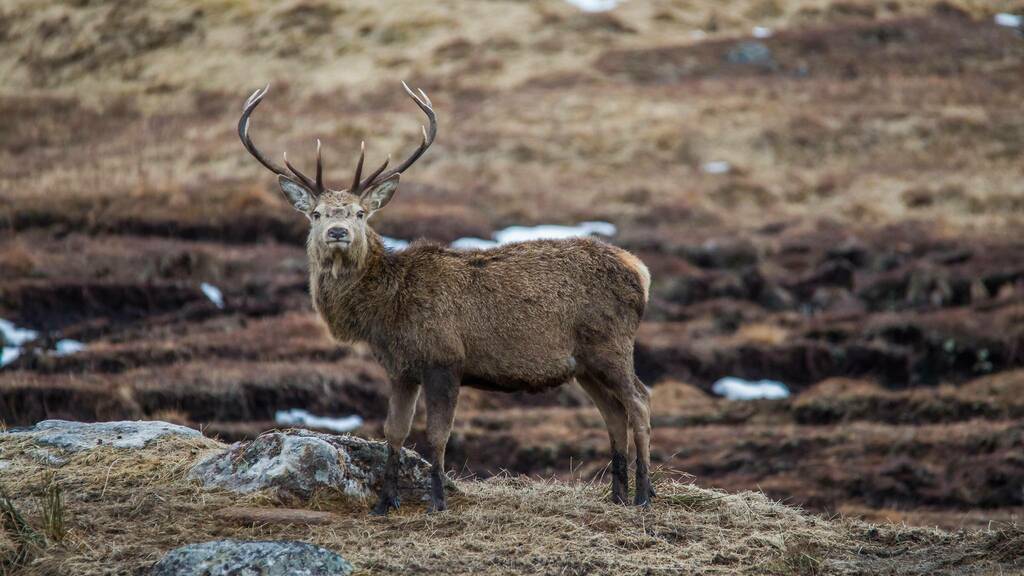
[327,227,349,241]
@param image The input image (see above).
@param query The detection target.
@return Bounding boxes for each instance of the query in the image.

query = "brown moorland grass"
[2,1,1024,243]
[0,433,1020,576]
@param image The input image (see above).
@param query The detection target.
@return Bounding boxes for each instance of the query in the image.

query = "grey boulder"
[7,420,202,453]
[150,540,352,576]
[189,428,436,503]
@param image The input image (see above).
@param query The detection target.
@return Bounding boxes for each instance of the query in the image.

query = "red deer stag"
[238,83,654,514]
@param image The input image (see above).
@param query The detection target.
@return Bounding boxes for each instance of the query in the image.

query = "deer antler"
[241,82,436,197]
[239,85,326,196]
[354,82,437,196]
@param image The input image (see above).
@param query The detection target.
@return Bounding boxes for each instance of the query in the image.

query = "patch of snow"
[711,377,790,400]
[275,409,364,434]
[451,237,499,250]
[1,348,20,368]
[383,221,620,253]
[564,0,618,13]
[1,318,38,369]
[200,283,224,309]
[451,221,617,250]
[381,236,410,251]
[53,339,86,356]
[493,221,617,244]
[0,319,89,367]
[0,318,37,347]
[702,161,732,174]
[995,13,1022,28]
[752,26,773,38]
[580,221,617,236]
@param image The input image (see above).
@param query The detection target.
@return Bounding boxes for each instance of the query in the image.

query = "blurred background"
[1,0,1023,530]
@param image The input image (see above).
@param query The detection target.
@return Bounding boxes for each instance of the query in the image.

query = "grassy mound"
[0,433,1020,575]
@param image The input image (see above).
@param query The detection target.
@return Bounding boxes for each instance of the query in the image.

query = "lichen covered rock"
[8,420,202,452]
[150,540,352,576]
[189,428,435,503]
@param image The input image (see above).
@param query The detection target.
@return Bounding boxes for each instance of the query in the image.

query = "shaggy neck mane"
[307,229,396,343]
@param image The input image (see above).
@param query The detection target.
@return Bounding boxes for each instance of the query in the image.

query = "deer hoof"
[611,486,629,505]
[370,495,400,516]
[427,497,448,514]
[634,489,653,508]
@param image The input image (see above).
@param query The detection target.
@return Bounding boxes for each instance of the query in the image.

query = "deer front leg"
[371,378,420,516]
[422,365,459,513]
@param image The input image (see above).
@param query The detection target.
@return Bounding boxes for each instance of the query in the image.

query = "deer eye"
[312,211,321,220]
[356,210,365,219]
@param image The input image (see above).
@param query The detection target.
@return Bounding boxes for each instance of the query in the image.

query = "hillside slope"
[2,0,1024,538]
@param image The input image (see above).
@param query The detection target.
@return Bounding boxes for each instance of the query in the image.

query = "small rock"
[726,41,774,66]
[189,429,435,503]
[150,540,352,576]
[7,420,202,453]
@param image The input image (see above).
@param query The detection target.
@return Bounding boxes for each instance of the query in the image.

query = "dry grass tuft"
[984,523,1024,564]
[768,536,827,576]
[660,483,724,512]
[0,489,44,572]
[39,475,65,546]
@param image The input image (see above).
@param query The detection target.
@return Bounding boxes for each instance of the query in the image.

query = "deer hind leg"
[630,374,654,506]
[586,357,654,507]
[577,376,630,505]
[422,365,460,513]
[371,378,420,516]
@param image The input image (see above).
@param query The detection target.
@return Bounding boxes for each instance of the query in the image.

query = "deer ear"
[278,175,315,213]
[361,174,400,213]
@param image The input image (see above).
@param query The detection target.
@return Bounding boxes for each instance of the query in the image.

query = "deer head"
[238,82,437,262]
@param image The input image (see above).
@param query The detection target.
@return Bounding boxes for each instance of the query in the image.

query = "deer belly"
[460,355,578,393]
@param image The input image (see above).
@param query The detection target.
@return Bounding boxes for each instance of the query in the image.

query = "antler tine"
[238,84,291,178]
[417,87,432,107]
[315,139,323,192]
[351,141,366,192]
[283,151,319,192]
[364,82,438,187]
[358,155,391,193]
